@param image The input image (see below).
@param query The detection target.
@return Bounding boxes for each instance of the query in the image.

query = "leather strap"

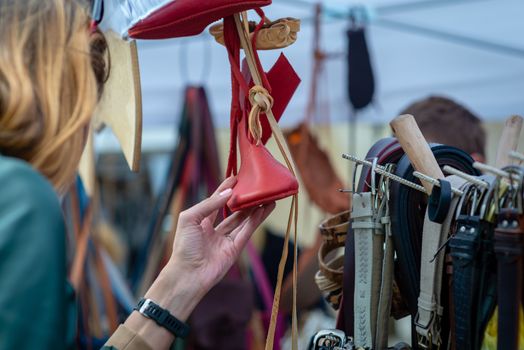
[352,192,385,348]
[375,171,395,350]
[319,210,350,245]
[449,213,482,350]
[415,175,467,348]
[428,179,452,224]
[494,207,524,350]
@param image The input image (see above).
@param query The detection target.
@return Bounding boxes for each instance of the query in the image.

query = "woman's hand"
[142,176,275,321]
[123,177,275,349]
[169,176,275,294]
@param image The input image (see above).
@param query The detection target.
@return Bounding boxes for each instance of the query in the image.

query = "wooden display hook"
[495,115,523,168]
[390,114,444,193]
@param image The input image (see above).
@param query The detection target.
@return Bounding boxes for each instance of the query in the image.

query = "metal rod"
[413,171,464,196]
[509,150,524,163]
[473,162,520,180]
[342,154,428,194]
[442,165,489,189]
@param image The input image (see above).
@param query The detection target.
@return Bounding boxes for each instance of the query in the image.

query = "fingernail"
[219,188,232,196]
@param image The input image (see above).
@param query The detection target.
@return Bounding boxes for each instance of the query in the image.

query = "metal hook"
[473,162,520,181]
[342,154,428,194]
[412,171,464,196]
[509,150,524,163]
[443,165,489,189]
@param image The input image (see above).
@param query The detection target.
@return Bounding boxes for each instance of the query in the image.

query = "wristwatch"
[134,298,190,338]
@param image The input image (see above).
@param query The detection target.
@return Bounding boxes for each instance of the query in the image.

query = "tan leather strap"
[319,210,350,244]
[232,13,299,350]
[94,242,119,332]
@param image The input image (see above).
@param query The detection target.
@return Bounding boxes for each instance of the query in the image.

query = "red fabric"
[128,0,271,39]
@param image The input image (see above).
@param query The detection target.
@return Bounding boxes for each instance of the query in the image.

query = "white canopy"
[134,0,524,128]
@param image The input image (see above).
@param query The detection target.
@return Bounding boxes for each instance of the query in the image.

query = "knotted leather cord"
[229,12,300,350]
[248,85,274,145]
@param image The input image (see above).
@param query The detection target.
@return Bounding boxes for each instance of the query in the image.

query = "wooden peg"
[495,115,523,168]
[390,114,444,193]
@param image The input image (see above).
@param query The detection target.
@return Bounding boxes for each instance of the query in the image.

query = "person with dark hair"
[400,95,487,162]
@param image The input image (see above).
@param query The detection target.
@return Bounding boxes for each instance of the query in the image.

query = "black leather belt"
[449,211,482,350]
[494,207,524,350]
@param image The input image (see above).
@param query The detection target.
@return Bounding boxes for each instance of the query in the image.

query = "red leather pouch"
[128,0,271,39]
[227,114,298,212]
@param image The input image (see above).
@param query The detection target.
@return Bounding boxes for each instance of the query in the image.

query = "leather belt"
[415,176,468,348]
[389,144,480,321]
[352,191,385,348]
[494,206,524,350]
[448,178,493,350]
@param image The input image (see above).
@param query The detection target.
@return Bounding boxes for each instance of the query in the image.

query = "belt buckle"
[417,332,434,350]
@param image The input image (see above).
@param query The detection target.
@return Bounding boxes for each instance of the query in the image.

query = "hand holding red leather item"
[128,0,271,39]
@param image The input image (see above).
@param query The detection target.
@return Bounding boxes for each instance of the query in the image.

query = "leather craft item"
[389,144,480,320]
[347,26,374,111]
[210,17,300,50]
[428,179,452,224]
[315,210,350,309]
[352,191,386,349]
[221,14,300,212]
[128,0,271,39]
[494,207,524,350]
[285,123,349,215]
[415,176,468,348]
[227,115,298,211]
[449,212,483,350]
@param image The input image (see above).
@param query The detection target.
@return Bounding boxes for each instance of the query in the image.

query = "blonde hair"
[0,0,105,192]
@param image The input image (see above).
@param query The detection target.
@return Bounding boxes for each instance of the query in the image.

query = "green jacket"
[0,155,76,349]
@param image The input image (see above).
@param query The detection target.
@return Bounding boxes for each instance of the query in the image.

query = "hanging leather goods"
[210,17,300,50]
[347,11,375,111]
[448,181,491,350]
[339,138,406,338]
[414,176,468,349]
[315,210,350,309]
[427,179,453,224]
[351,169,388,350]
[125,0,271,39]
[219,11,301,350]
[493,166,524,350]
[285,3,348,215]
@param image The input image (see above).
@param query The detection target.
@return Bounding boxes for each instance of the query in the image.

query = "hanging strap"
[224,10,298,350]
[494,207,524,350]
[415,176,467,348]
[351,192,385,349]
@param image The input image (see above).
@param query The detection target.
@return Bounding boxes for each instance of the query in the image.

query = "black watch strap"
[134,298,190,338]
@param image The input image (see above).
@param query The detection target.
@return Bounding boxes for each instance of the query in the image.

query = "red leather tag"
[128,0,271,39]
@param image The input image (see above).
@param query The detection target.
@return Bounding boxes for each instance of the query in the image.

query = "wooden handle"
[495,115,523,168]
[390,114,444,193]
